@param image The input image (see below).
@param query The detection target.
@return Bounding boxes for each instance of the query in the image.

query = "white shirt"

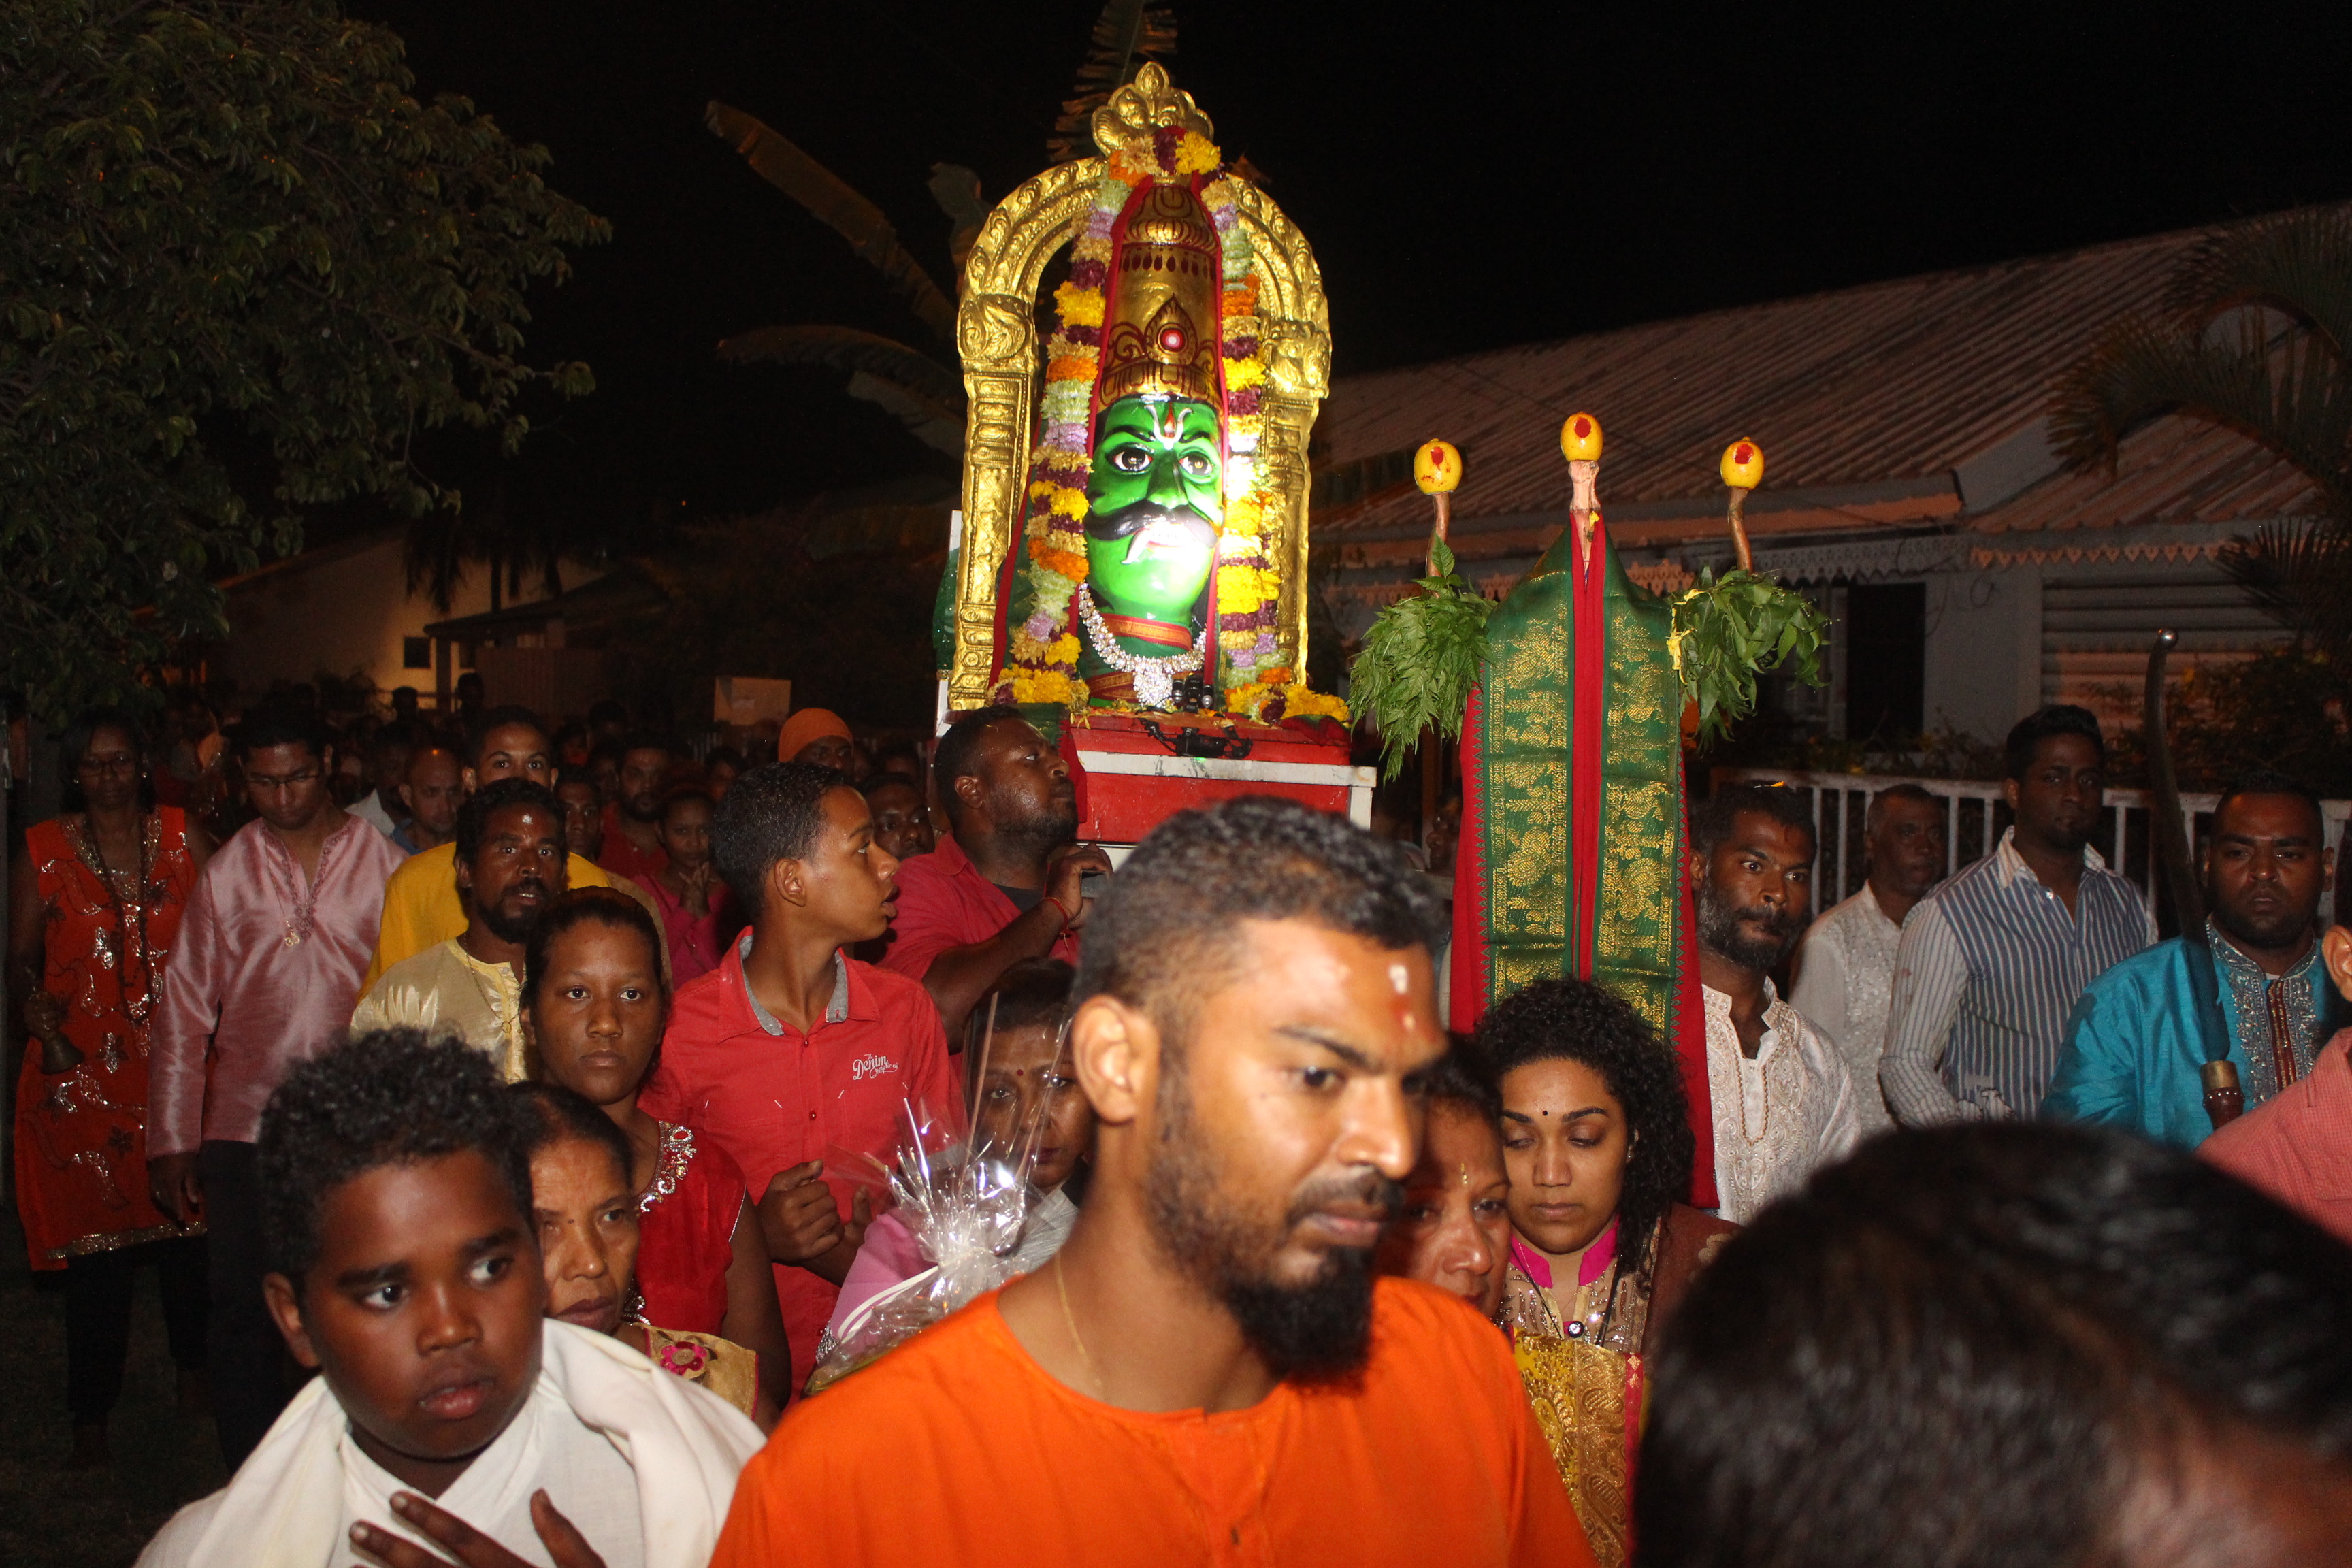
[1703,981,1862,1225]
[1788,885,1906,1137]
[349,788,402,839]
[137,1320,760,1568]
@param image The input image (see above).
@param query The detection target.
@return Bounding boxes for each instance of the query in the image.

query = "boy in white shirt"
[139,1031,760,1568]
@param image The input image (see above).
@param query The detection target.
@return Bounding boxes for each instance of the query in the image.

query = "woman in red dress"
[522,887,789,1423]
[630,787,734,984]
[9,709,215,1465]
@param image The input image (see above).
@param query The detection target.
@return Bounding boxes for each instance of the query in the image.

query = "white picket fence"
[1717,767,2352,922]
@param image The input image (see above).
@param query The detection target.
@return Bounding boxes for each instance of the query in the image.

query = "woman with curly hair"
[1475,975,1739,1568]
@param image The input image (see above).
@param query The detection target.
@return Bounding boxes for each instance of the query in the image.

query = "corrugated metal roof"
[1311,210,2327,551]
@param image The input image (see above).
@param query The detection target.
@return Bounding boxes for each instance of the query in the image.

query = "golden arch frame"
[946,96,1331,710]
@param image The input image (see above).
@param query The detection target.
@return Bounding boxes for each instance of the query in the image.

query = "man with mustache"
[1691,785,1860,1224]
[353,779,570,1081]
[1882,706,2155,1127]
[711,797,1590,1567]
[2047,770,2334,1148]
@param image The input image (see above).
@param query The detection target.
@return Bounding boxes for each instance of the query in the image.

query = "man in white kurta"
[1789,785,1948,1138]
[1691,785,1863,1226]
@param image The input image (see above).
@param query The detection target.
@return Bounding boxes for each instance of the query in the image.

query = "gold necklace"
[1053,1253,1109,1399]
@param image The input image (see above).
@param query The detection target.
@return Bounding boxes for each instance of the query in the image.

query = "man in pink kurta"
[147,711,404,1466]
[2202,1026,2352,1245]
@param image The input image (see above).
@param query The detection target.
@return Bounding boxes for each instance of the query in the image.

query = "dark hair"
[1690,782,1816,860]
[523,887,670,1008]
[57,706,153,812]
[1075,796,1443,1045]
[617,730,679,762]
[256,1030,533,1288]
[1475,976,1693,1285]
[231,706,331,765]
[704,745,747,774]
[455,778,563,864]
[1637,1123,2352,1568]
[587,698,629,729]
[2211,767,2325,840]
[587,740,624,770]
[2003,704,2105,781]
[553,764,599,795]
[368,720,419,765]
[862,772,924,800]
[508,1081,635,1192]
[1864,781,1939,833]
[465,704,547,767]
[963,957,1075,1060]
[711,762,852,918]
[933,704,1028,823]
[659,785,715,823]
[1420,1034,1501,1122]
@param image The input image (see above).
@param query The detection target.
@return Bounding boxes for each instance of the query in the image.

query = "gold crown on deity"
[1098,183,1221,406]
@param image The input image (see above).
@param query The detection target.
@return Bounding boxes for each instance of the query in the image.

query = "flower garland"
[991,126,1342,724]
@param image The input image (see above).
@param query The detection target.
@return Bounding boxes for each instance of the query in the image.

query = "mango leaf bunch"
[1348,538,1495,780]
[1671,569,1830,745]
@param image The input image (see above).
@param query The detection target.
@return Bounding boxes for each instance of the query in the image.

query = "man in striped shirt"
[1880,706,2155,1125]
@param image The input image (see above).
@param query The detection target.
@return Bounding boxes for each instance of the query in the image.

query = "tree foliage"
[0,0,607,723]
[2052,206,2352,677]
[1670,569,1830,747]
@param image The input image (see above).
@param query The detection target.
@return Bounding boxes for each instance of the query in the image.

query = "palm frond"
[843,372,964,455]
[2219,522,2352,666]
[2168,207,2352,365]
[926,163,989,278]
[2049,312,2352,519]
[1047,0,1178,164]
[705,102,956,347]
[717,325,966,412]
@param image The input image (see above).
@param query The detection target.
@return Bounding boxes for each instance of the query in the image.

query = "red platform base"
[1060,714,1372,849]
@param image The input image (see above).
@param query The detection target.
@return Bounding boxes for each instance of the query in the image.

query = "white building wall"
[1921,564,2044,744]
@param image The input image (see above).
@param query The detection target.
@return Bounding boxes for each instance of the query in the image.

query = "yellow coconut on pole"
[1719,438,1764,572]
[1414,438,1462,576]
[1560,413,1604,571]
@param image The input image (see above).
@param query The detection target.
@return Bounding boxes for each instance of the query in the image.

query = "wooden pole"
[1727,487,1756,573]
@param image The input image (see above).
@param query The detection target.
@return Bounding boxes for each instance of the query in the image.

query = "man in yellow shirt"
[363,706,610,988]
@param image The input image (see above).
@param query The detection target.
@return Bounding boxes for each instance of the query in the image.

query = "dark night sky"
[353,0,2352,546]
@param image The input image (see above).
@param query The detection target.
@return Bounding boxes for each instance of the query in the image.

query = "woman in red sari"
[9,709,215,1465]
[523,887,789,1423]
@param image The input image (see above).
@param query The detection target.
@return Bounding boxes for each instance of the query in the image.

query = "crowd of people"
[7,687,2351,1566]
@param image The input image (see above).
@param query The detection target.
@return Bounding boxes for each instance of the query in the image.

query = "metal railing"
[1717,767,2352,926]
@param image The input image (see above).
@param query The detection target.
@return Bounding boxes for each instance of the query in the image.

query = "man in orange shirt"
[714,797,1592,1567]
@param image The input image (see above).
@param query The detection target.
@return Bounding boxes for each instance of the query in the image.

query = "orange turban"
[779,707,853,762]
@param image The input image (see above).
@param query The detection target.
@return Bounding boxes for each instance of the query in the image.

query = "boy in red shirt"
[639,764,960,1400]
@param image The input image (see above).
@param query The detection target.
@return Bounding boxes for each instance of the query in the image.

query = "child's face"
[532,1136,641,1338]
[263,1151,542,1482]
[970,1023,1094,1192]
[656,797,713,868]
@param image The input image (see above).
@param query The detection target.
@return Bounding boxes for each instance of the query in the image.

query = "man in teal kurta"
[2046,777,2334,1148]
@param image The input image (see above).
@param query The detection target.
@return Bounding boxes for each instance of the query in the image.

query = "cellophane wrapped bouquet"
[806,1097,1062,1394]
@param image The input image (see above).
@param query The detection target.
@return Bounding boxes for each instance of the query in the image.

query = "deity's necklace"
[1076,584,1207,710]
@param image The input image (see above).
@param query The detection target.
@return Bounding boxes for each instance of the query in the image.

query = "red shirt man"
[880,706,1108,1039]
[640,764,959,1398]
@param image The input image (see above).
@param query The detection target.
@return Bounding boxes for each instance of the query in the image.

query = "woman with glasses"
[8,708,215,1467]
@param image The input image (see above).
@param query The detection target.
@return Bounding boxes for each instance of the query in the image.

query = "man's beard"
[478,881,548,945]
[621,794,661,824]
[994,790,1077,860]
[1697,879,1804,973]
[1144,1060,1396,1383]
